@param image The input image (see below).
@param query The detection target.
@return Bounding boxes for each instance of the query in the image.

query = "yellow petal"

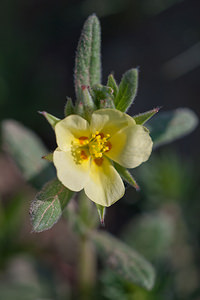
[106,125,153,168]
[84,157,125,207]
[53,148,90,192]
[55,115,90,151]
[90,109,135,136]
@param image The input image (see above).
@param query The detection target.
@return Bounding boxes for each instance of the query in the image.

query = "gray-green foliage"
[114,68,138,112]
[91,231,155,290]
[30,178,73,232]
[74,14,101,102]
[122,212,174,262]
[2,120,53,182]
[147,108,198,148]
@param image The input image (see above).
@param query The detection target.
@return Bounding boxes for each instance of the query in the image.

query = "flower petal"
[53,148,90,191]
[106,125,153,168]
[84,157,125,207]
[55,115,90,151]
[90,109,135,136]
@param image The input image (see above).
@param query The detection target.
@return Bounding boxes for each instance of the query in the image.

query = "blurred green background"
[0,0,200,299]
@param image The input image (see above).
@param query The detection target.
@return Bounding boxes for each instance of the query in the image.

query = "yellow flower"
[53,109,153,207]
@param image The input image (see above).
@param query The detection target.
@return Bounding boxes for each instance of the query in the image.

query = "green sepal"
[64,97,74,116]
[81,85,95,111]
[115,68,138,112]
[133,107,160,125]
[39,111,60,128]
[95,204,106,225]
[107,74,118,99]
[30,178,74,232]
[114,162,140,191]
[99,98,115,109]
[42,153,53,162]
[74,14,101,102]
[75,101,85,117]
[91,84,115,108]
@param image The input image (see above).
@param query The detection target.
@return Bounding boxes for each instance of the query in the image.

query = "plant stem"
[78,234,96,300]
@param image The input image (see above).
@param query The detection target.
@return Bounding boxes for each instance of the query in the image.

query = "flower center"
[71,131,112,166]
[89,131,111,158]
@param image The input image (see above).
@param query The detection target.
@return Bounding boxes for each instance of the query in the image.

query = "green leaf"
[133,107,160,125]
[115,68,138,112]
[114,163,140,191]
[90,231,155,290]
[95,204,106,225]
[147,108,198,148]
[74,14,101,102]
[2,120,53,182]
[39,111,60,128]
[64,97,74,116]
[107,74,118,99]
[30,178,74,232]
[122,212,174,262]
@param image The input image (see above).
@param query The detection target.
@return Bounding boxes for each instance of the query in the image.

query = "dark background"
[0,0,199,154]
[0,1,200,299]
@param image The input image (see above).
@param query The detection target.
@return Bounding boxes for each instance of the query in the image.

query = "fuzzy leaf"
[64,97,74,116]
[114,163,140,191]
[91,231,155,290]
[147,108,198,148]
[2,120,53,182]
[107,74,118,99]
[115,69,138,112]
[30,178,73,232]
[133,107,160,125]
[74,14,101,101]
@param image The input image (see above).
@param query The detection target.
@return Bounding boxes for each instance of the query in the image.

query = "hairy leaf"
[147,108,198,148]
[30,178,73,232]
[2,120,53,182]
[115,69,138,112]
[74,14,101,101]
[91,231,155,290]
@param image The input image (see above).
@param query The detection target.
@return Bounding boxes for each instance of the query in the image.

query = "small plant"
[2,14,198,299]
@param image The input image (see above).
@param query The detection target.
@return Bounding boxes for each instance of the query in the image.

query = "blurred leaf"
[133,108,160,125]
[114,163,140,191]
[137,151,194,205]
[30,178,74,232]
[64,97,74,116]
[2,120,52,182]
[107,74,118,99]
[122,212,174,262]
[91,231,155,290]
[147,108,198,148]
[75,14,101,101]
[115,69,138,112]
[39,111,60,129]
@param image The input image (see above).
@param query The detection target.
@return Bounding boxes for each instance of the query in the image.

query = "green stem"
[78,234,96,299]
